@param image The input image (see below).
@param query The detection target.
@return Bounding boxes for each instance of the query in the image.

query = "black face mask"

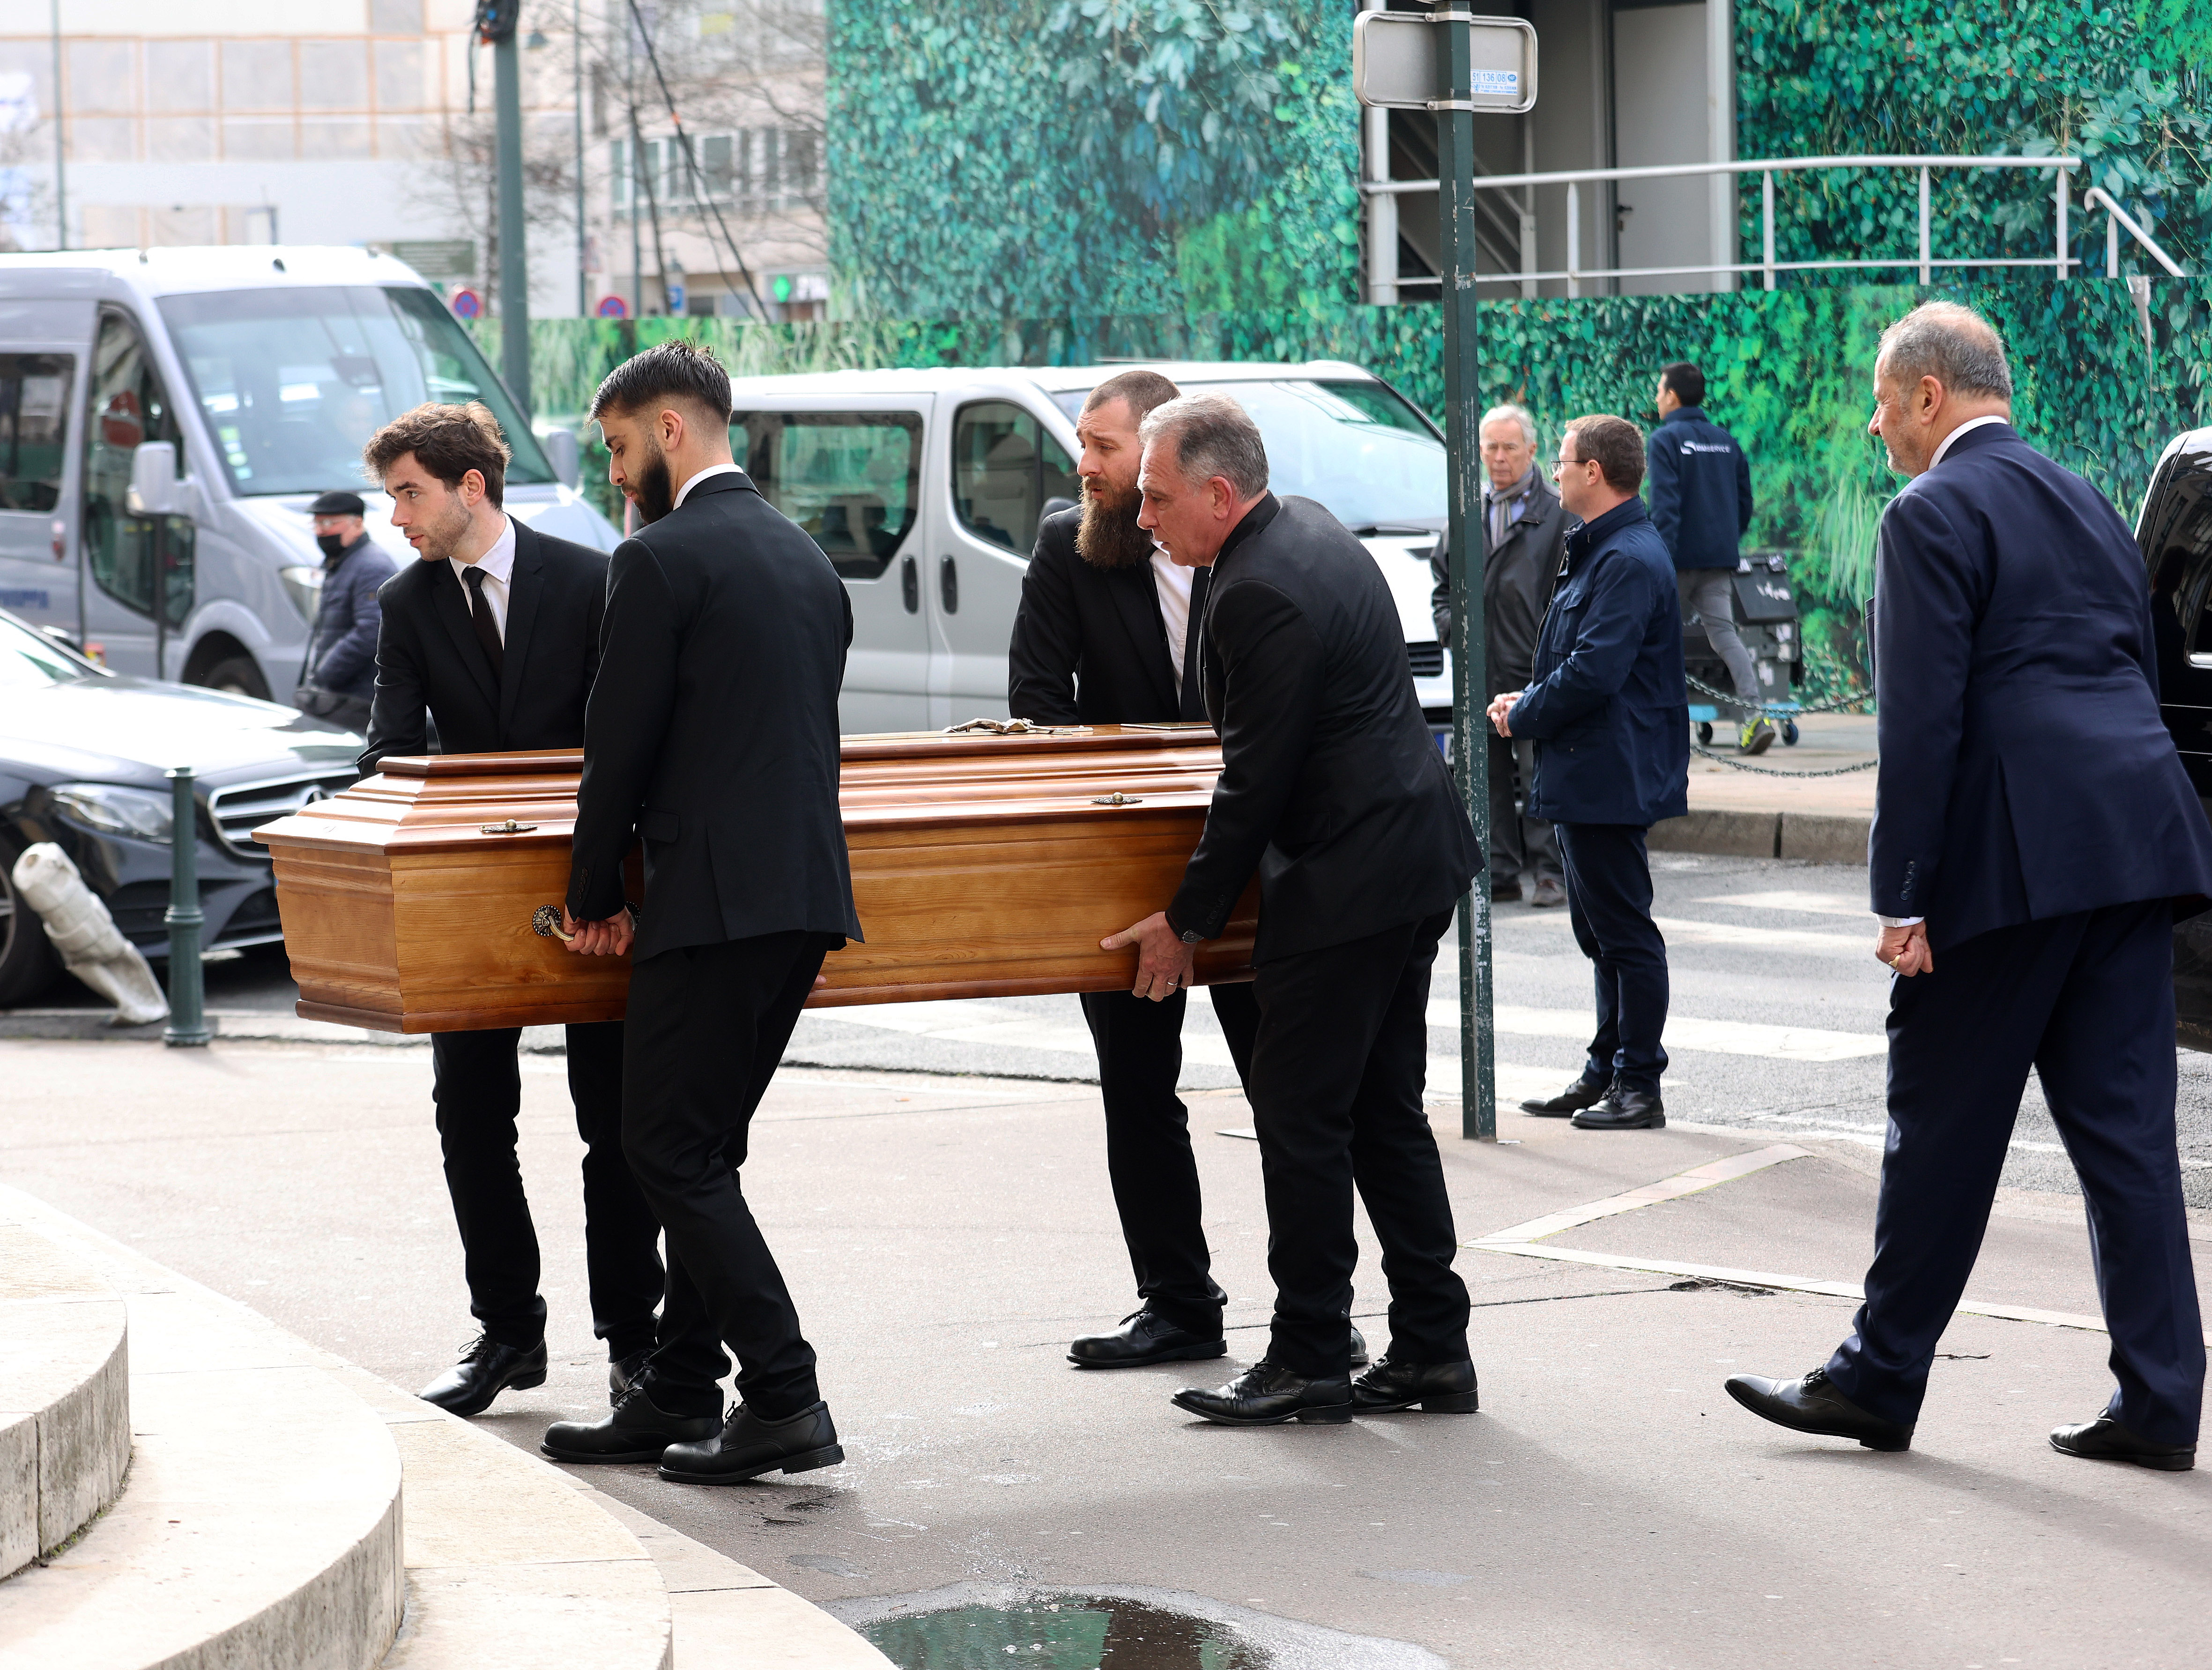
[316,532,348,561]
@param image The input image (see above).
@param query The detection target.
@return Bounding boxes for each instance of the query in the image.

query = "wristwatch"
[1165,908,1203,946]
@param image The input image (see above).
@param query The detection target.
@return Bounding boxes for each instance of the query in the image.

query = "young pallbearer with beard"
[1102,395,1479,1427]
[358,403,666,1420]
[1008,370,1367,1374]
[543,341,864,1485]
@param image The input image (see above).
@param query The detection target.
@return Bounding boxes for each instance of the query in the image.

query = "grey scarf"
[1485,466,1540,549]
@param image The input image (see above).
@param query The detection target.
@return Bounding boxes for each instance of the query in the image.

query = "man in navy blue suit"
[1489,414,1689,1132]
[1728,301,2212,1469]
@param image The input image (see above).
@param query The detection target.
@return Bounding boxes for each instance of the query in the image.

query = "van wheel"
[0,826,63,1008]
[194,655,270,701]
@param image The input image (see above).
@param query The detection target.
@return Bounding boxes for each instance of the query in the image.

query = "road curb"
[1649,809,1869,863]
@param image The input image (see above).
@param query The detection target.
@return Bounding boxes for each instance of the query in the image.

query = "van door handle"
[939,556,959,614]
[901,554,919,613]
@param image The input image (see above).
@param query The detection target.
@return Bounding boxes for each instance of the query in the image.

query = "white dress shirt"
[1151,552,1196,688]
[450,514,517,640]
[1874,414,2009,931]
[674,461,745,509]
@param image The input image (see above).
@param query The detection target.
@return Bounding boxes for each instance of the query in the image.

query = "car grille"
[1406,641,1445,678]
[206,770,357,859]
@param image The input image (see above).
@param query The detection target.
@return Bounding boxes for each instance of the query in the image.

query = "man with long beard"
[1009,370,1365,1375]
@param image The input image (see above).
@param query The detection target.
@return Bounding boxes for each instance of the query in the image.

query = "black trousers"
[1827,902,2205,1444]
[429,1021,663,1357]
[1246,909,1470,1377]
[1554,821,1670,1093]
[1489,732,1560,885]
[1078,981,1260,1335]
[622,932,830,1421]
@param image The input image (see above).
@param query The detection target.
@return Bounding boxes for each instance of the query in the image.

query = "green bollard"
[164,765,212,1047]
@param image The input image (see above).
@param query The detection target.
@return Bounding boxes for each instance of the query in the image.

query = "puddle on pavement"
[835,1583,1445,1670]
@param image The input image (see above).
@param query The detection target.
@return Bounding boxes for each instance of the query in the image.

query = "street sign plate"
[1353,13,1537,114]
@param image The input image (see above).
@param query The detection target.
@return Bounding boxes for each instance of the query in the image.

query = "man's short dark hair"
[1660,361,1706,408]
[589,338,733,425]
[1563,413,1646,493]
[362,402,511,508]
[1082,369,1181,428]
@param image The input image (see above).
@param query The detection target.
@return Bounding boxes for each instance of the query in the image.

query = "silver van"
[724,362,1453,733]
[0,246,617,697]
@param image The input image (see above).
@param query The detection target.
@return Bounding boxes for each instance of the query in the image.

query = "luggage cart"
[1682,550,1805,746]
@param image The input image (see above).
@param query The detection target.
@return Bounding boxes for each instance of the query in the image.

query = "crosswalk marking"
[1424,1001,1886,1061]
[1696,889,1871,918]
[1503,910,1868,957]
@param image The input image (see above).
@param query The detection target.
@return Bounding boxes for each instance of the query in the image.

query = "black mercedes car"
[0,608,362,1005]
[2138,425,2212,1049]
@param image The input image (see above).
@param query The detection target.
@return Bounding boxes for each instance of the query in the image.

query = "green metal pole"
[494,9,533,418]
[164,766,211,1047]
[1440,11,1495,1141]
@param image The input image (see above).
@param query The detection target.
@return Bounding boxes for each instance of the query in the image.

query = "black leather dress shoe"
[1520,1073,1611,1117]
[1171,1361,1354,1426]
[2050,1412,2196,1471]
[417,1335,548,1419]
[661,1401,845,1484]
[1724,1365,1912,1452]
[1351,1355,1480,1413]
[1347,1324,1370,1369]
[1572,1085,1665,1130]
[1069,1310,1228,1369]
[541,1382,722,1464]
[609,1349,652,1404]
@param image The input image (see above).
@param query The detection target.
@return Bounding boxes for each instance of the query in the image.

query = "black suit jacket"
[565,471,862,962]
[1429,475,1569,694]
[1870,422,2212,949]
[1168,494,1479,964]
[1008,506,1202,724]
[359,517,609,775]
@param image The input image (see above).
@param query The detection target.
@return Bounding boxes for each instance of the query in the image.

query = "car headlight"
[50,783,176,842]
[280,565,324,622]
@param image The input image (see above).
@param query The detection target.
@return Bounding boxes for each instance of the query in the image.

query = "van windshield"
[157,285,553,498]
[1051,378,1445,530]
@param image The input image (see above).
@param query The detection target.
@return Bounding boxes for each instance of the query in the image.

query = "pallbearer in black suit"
[1103,395,1480,1427]
[543,342,863,1485]
[359,403,664,1419]
[1727,303,2212,1468]
[1009,371,1368,1373]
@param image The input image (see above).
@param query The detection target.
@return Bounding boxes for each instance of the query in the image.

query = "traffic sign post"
[1356,7,1537,1144]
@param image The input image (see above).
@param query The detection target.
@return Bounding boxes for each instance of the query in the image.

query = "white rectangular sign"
[1353,13,1538,115]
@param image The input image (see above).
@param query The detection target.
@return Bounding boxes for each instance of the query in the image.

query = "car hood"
[0,676,363,786]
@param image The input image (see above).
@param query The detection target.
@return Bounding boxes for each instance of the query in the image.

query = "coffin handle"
[532,903,640,942]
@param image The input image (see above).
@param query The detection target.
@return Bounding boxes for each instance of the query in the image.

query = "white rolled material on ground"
[9,842,169,1025]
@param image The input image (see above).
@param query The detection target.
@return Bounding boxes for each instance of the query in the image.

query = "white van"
[726,361,1453,733]
[0,246,617,697]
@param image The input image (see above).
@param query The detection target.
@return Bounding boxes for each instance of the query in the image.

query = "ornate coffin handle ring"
[532,903,642,942]
[1092,793,1143,806]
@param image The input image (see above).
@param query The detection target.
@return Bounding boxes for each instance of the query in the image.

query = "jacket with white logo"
[1645,406,1753,572]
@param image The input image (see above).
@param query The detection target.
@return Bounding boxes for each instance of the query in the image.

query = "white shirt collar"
[1929,413,2008,471]
[674,462,745,509]
[450,514,516,586]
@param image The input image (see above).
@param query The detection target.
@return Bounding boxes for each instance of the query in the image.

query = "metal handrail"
[1362,152,2086,297]
[2084,186,2186,279]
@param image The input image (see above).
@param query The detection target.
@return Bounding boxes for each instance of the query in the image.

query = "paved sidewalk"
[1659,711,1877,861]
[4,1037,2207,1668]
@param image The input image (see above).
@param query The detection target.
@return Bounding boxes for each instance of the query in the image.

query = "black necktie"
[463,566,504,682]
[1179,566,1211,722]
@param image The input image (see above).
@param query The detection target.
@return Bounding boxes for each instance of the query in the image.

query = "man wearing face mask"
[358,402,667,1426]
[297,490,395,732]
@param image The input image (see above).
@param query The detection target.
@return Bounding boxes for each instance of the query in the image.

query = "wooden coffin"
[254,725,1258,1033]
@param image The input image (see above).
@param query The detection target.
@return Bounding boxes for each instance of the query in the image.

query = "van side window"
[0,354,73,513]
[952,402,1079,555]
[730,410,921,580]
[83,311,193,625]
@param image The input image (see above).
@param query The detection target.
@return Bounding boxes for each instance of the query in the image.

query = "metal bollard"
[163,766,212,1047]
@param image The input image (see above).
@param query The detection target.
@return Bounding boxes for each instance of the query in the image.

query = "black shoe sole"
[1570,1114,1667,1130]
[2049,1436,2194,1471]
[539,1440,670,1465]
[1742,730,1776,756]
[1351,1390,1481,1414]
[1170,1396,1354,1426]
[430,1365,548,1420]
[1068,1339,1228,1369]
[659,1442,846,1484]
[1724,1380,1910,1452]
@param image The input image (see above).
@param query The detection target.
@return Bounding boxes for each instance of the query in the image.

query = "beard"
[631,437,677,525]
[414,494,474,564]
[1074,476,1157,571]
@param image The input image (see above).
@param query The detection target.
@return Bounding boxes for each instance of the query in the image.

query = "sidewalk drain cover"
[834,1582,1444,1670]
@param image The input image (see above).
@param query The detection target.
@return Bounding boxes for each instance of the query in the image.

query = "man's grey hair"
[1877,301,2013,401]
[1138,392,1270,499]
[1481,403,1538,448]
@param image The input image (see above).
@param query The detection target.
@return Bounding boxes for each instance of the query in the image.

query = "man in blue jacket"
[1726,302,2212,1469]
[1647,363,1767,753]
[1488,415,1688,1132]
[302,489,395,730]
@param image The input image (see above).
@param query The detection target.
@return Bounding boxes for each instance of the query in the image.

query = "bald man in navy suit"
[1727,303,2212,1469]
